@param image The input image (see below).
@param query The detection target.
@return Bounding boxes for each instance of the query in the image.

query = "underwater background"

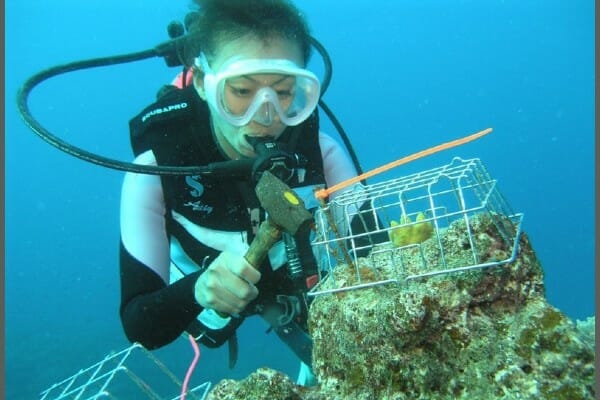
[5,0,594,399]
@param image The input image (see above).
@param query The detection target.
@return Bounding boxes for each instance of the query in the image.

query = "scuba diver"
[16,1,496,391]
[118,0,359,386]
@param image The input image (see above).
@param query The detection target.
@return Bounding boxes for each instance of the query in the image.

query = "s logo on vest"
[183,176,214,214]
[185,175,204,197]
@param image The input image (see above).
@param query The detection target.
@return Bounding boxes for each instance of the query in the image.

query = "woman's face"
[195,36,305,160]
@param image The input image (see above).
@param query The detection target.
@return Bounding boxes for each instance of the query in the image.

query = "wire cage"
[39,342,211,400]
[309,157,524,296]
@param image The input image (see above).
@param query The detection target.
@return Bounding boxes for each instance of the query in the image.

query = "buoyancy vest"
[129,84,325,254]
[128,85,324,356]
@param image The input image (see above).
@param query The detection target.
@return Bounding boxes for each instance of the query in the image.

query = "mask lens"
[198,54,321,126]
[218,73,318,126]
[220,74,288,117]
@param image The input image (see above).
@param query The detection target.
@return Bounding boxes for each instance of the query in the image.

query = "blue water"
[6,1,594,399]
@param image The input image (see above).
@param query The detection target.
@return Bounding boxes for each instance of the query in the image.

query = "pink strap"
[180,334,201,399]
[172,69,194,89]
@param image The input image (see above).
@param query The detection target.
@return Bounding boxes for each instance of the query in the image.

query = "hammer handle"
[214,218,282,319]
[245,218,282,269]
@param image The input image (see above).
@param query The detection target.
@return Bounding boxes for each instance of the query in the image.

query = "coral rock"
[206,215,595,400]
[205,368,307,400]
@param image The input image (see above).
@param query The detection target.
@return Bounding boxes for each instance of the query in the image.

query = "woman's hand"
[194,251,261,315]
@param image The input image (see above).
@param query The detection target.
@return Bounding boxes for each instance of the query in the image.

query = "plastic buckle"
[274,294,302,326]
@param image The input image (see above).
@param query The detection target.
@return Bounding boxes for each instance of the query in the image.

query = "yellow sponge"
[389,212,433,247]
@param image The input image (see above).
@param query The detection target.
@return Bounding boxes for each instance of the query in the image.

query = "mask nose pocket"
[253,101,275,126]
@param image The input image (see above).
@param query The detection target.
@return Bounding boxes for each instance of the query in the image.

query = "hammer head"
[255,171,314,235]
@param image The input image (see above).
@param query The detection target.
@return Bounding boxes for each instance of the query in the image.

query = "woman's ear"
[193,68,207,100]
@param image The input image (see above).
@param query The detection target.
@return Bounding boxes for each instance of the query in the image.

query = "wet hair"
[183,0,312,67]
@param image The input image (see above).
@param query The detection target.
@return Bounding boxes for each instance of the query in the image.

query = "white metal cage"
[309,157,524,296]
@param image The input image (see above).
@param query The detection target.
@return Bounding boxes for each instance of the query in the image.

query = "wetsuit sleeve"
[318,131,358,196]
[119,150,202,349]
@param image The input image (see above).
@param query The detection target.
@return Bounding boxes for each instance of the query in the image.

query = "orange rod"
[315,127,493,200]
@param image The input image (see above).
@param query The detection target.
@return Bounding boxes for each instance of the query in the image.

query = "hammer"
[214,170,315,320]
[246,170,314,275]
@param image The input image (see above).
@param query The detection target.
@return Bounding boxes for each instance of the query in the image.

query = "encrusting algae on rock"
[205,368,307,400]
[205,213,595,399]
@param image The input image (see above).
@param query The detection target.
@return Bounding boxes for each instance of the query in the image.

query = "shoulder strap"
[128,85,207,157]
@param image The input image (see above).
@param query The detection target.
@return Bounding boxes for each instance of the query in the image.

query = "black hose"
[16,48,216,175]
[16,36,363,177]
[309,37,332,96]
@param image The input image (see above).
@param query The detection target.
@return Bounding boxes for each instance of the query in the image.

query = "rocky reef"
[205,214,595,399]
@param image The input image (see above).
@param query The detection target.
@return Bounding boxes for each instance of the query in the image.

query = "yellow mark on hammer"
[284,191,300,205]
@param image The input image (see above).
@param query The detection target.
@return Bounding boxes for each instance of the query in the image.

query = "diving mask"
[195,53,320,127]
